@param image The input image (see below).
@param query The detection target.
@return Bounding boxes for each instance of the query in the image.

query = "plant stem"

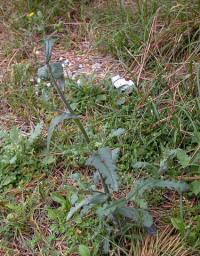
[46,63,90,144]
[99,172,111,196]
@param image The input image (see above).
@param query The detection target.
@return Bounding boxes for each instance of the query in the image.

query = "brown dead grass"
[130,225,195,256]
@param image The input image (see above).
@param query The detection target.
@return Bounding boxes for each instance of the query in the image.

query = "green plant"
[66,147,188,253]
[0,192,40,239]
[0,123,48,191]
[79,244,91,256]
[38,38,90,148]
[37,38,190,253]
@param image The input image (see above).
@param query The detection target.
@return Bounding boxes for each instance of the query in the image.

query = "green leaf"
[1,175,17,187]
[116,207,153,227]
[87,147,119,192]
[67,193,108,221]
[103,239,110,254]
[171,217,186,234]
[37,62,64,81]
[42,155,56,166]
[47,208,58,220]
[47,112,79,151]
[70,193,79,205]
[132,162,157,172]
[97,199,126,218]
[0,130,6,139]
[79,245,90,256]
[45,38,56,63]
[190,181,200,196]
[110,128,125,138]
[111,148,120,163]
[159,159,168,175]
[28,122,43,144]
[129,179,189,201]
[176,149,191,168]
[51,193,68,209]
[9,156,17,164]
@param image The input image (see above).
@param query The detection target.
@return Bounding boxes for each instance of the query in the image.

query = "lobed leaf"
[176,149,191,168]
[115,206,153,228]
[67,193,108,221]
[87,147,119,192]
[132,161,157,172]
[190,181,200,196]
[110,128,125,138]
[97,199,126,218]
[37,62,64,81]
[28,122,43,144]
[128,179,189,201]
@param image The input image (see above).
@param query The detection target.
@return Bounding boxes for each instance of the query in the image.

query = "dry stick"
[46,63,90,144]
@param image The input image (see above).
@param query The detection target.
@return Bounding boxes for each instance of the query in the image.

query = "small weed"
[0,124,55,191]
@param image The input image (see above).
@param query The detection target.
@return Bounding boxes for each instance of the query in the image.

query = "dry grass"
[130,226,194,256]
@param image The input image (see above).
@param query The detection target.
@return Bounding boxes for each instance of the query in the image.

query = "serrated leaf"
[176,149,191,168]
[47,112,79,151]
[129,179,189,200]
[190,181,200,196]
[132,161,157,171]
[93,171,101,185]
[38,62,64,81]
[67,193,108,221]
[47,208,58,220]
[79,244,90,256]
[45,38,56,63]
[110,128,125,138]
[80,204,94,216]
[1,175,17,187]
[28,122,43,144]
[70,193,79,205]
[159,159,168,175]
[87,147,119,192]
[97,199,126,218]
[111,148,120,163]
[115,207,153,227]
[9,156,17,164]
[42,155,56,165]
[0,130,6,139]
[48,62,64,80]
